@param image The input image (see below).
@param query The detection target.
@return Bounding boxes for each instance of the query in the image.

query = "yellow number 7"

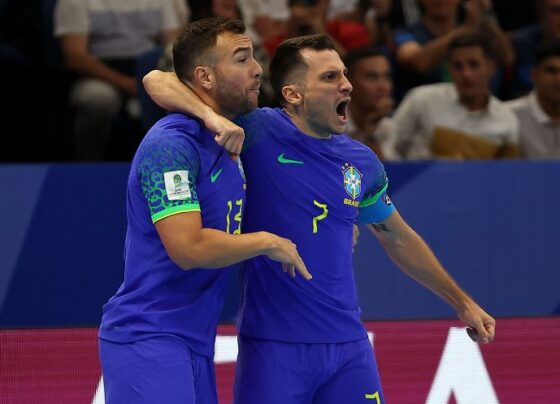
[312,200,328,234]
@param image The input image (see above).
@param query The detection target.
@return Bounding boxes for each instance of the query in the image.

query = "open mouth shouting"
[336,98,351,124]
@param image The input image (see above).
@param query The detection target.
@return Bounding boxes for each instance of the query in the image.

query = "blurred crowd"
[1,0,560,162]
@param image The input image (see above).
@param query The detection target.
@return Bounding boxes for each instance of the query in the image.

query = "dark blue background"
[1,161,558,327]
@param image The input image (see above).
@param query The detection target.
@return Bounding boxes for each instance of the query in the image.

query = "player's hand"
[352,224,360,253]
[208,115,245,156]
[265,235,312,280]
[457,302,496,344]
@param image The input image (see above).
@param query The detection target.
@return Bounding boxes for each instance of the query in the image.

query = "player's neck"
[284,108,332,140]
[196,90,236,120]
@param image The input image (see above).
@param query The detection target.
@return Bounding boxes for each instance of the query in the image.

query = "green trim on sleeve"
[152,204,201,223]
[359,183,388,208]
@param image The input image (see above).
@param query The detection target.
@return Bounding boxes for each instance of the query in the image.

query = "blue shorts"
[99,336,217,404]
[234,335,384,404]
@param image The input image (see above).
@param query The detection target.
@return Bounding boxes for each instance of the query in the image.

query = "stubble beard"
[215,71,255,116]
[307,105,341,138]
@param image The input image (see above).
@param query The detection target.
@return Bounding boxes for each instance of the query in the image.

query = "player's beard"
[214,69,255,116]
[305,99,346,138]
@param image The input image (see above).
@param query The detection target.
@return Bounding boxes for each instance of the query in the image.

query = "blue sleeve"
[394,28,416,48]
[136,130,201,223]
[358,168,396,224]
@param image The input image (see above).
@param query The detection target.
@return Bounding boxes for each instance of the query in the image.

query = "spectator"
[507,41,560,159]
[333,0,396,49]
[345,47,397,160]
[262,0,370,58]
[391,32,519,160]
[173,0,191,24]
[136,1,190,131]
[510,0,560,98]
[393,0,513,101]
[54,0,181,161]
[237,0,290,47]
[237,0,358,48]
[398,0,422,26]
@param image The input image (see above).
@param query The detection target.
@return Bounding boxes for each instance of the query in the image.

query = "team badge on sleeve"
[164,170,191,200]
[342,163,363,199]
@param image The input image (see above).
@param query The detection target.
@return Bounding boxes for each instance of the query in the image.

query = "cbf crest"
[342,163,362,200]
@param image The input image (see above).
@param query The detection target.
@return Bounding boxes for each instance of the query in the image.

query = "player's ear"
[194,66,214,90]
[282,84,303,106]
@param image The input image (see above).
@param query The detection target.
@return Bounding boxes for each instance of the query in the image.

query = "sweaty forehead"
[301,49,344,72]
[215,32,252,56]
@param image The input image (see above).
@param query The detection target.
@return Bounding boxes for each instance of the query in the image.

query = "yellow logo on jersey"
[344,198,359,207]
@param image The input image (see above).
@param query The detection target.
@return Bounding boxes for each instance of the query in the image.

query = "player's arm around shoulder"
[155,212,311,279]
[143,70,245,155]
[366,210,496,344]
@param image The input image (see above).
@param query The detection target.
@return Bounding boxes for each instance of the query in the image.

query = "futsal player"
[144,34,496,404]
[98,18,310,404]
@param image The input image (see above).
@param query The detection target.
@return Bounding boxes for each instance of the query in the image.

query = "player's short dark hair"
[173,17,246,83]
[344,47,388,76]
[269,34,336,106]
[447,31,494,61]
[535,40,560,66]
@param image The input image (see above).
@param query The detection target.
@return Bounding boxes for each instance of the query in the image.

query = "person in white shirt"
[391,31,519,160]
[506,41,560,159]
[54,0,181,160]
[237,0,357,46]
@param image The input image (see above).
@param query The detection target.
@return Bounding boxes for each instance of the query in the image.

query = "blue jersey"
[236,108,395,343]
[99,113,246,357]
